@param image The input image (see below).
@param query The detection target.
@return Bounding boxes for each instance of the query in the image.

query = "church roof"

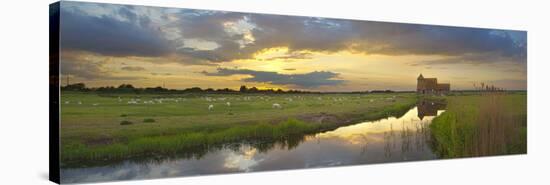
[417,74,424,79]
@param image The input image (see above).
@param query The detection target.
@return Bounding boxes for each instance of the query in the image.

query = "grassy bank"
[60,92,417,167]
[430,92,527,158]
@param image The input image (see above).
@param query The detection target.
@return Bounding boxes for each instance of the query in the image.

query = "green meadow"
[60,92,417,167]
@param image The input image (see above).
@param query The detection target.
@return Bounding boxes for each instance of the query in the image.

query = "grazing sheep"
[208,104,214,111]
[127,100,139,104]
[226,102,231,106]
[272,103,282,109]
[92,103,99,106]
[78,101,82,105]
[65,101,70,104]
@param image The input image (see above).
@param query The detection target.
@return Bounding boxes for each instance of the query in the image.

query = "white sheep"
[78,101,82,105]
[272,103,282,109]
[226,102,231,106]
[208,104,214,111]
[92,103,99,106]
[65,101,70,104]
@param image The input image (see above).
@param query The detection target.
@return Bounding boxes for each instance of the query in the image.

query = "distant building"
[417,74,450,94]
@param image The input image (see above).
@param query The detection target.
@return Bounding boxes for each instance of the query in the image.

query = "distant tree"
[184,87,203,93]
[239,85,248,93]
[248,87,259,93]
[118,84,135,89]
[63,83,86,91]
[216,88,234,93]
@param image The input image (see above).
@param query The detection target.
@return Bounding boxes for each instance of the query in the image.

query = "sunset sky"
[57,1,527,91]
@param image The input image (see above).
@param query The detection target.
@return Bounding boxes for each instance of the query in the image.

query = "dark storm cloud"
[173,10,526,64]
[349,22,526,58]
[121,66,146,71]
[59,2,527,66]
[202,68,345,88]
[59,7,173,57]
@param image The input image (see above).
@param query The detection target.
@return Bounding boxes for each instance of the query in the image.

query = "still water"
[61,105,445,183]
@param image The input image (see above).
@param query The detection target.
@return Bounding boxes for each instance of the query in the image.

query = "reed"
[430,92,526,158]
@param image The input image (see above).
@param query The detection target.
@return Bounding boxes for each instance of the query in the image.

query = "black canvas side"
[49,1,61,184]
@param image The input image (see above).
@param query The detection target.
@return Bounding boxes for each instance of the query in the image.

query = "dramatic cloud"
[202,68,345,88]
[59,5,173,57]
[171,11,526,65]
[121,66,146,71]
[59,2,526,66]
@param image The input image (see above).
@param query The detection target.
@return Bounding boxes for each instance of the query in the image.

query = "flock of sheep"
[206,96,283,111]
[63,95,399,111]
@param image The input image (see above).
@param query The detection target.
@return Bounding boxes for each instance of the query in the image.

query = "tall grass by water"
[61,119,316,166]
[430,92,526,158]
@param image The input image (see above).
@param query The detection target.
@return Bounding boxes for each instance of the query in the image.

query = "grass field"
[430,92,527,158]
[60,92,417,167]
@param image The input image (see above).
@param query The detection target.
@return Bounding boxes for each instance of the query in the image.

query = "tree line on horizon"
[60,83,398,94]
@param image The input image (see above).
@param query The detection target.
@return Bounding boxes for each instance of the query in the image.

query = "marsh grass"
[430,92,526,158]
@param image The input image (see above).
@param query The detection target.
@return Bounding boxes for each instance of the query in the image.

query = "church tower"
[417,74,424,93]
